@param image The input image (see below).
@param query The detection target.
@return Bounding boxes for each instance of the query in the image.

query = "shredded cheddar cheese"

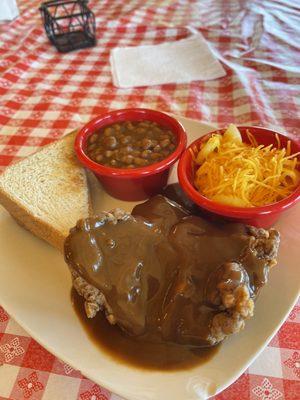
[193,124,300,207]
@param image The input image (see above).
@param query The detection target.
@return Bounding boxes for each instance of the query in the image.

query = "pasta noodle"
[193,124,300,207]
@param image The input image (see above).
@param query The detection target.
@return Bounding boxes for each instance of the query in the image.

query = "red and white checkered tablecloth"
[0,0,299,399]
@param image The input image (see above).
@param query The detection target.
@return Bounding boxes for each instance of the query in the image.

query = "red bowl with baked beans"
[75,108,187,201]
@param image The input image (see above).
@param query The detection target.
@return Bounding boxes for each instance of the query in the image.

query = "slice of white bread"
[0,131,91,251]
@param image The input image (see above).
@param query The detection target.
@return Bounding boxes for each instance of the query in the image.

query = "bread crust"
[0,187,66,250]
[0,132,91,252]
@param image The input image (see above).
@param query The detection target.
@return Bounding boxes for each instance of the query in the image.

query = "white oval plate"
[0,116,299,400]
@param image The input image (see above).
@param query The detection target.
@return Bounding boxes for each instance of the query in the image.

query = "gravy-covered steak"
[64,195,280,347]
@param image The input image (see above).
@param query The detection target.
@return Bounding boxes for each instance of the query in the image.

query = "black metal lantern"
[40,0,96,53]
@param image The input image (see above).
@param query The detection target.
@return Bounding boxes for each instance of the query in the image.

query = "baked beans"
[86,120,177,168]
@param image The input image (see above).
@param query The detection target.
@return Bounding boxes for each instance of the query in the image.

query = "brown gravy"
[66,192,279,370]
[72,289,219,370]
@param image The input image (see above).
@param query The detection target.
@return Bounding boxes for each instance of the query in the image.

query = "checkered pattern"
[0,0,299,399]
[0,302,299,400]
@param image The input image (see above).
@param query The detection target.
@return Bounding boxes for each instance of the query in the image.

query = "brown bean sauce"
[71,288,219,370]
[86,120,177,168]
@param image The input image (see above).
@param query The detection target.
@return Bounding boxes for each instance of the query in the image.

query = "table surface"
[0,0,299,399]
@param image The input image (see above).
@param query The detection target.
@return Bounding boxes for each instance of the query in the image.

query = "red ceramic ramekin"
[75,108,187,201]
[178,126,300,228]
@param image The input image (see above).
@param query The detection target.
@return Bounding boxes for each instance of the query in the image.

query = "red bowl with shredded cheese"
[178,126,300,228]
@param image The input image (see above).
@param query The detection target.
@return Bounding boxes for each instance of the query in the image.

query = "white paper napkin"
[0,0,19,21]
[110,33,226,88]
